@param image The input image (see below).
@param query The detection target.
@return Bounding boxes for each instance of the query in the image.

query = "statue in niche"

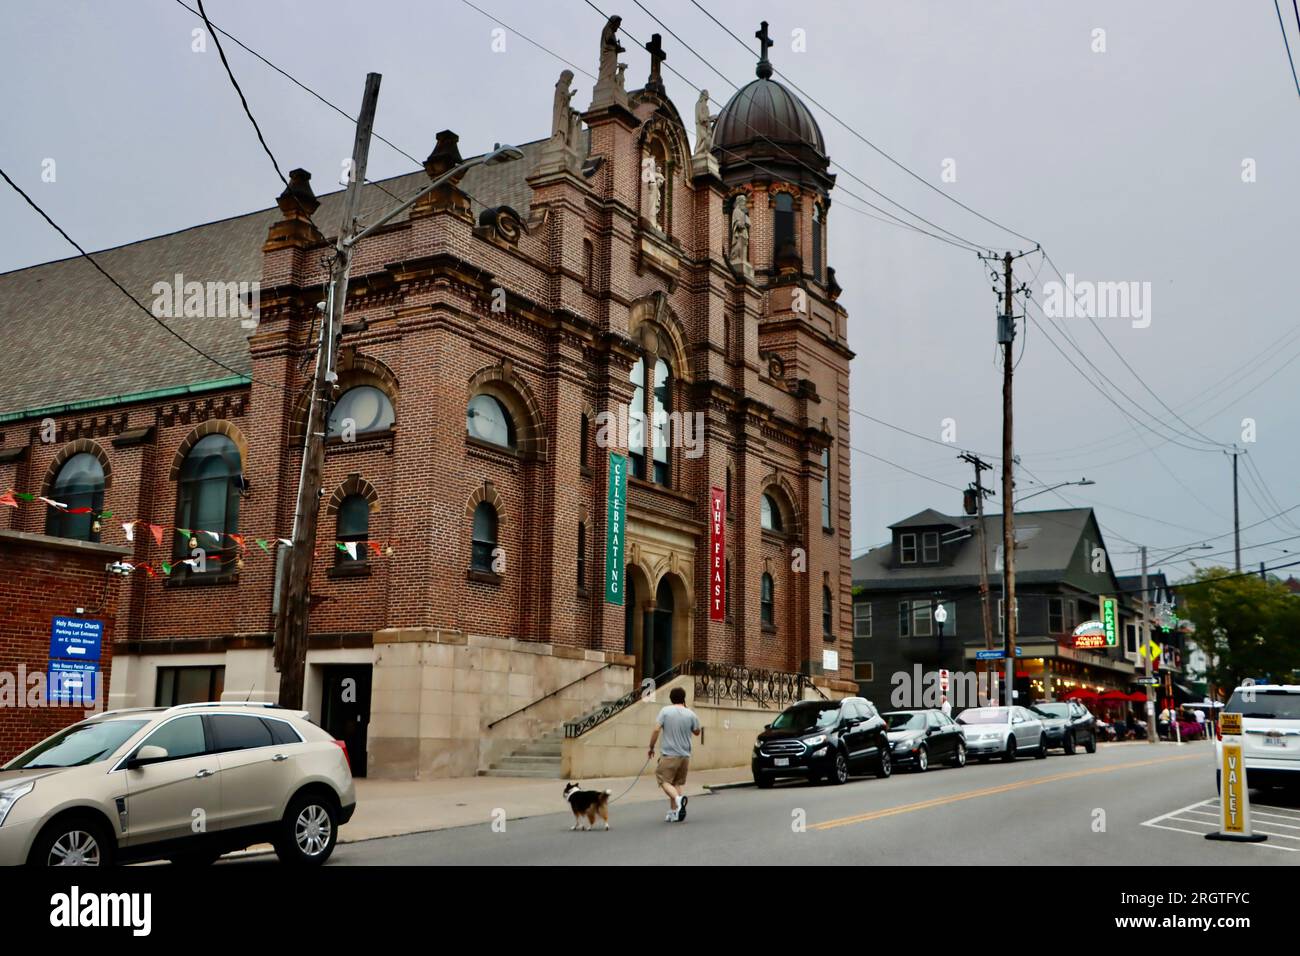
[729,193,750,266]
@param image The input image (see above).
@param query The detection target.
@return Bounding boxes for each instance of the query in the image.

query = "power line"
[1277,0,1300,102]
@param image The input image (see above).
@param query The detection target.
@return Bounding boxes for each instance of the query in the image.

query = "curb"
[703,780,754,792]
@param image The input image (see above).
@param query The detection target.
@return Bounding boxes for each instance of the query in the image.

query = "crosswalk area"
[1141,795,1300,852]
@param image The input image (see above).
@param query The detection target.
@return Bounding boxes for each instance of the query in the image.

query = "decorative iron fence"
[563,661,690,739]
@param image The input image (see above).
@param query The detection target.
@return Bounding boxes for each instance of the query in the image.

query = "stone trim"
[168,419,248,480]
[467,360,547,460]
[326,473,380,515]
[42,438,113,495]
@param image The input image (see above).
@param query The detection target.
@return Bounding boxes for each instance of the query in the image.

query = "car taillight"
[332,739,351,771]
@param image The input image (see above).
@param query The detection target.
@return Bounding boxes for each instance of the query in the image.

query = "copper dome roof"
[713,75,826,158]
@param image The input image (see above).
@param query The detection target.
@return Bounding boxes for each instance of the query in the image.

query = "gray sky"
[3,1,1299,583]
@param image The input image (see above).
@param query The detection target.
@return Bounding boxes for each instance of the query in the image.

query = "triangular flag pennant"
[368,541,382,557]
[336,542,347,552]
[343,542,358,560]
[140,563,157,577]
[150,524,164,547]
[278,538,293,548]
[66,507,93,515]
[39,496,68,510]
[176,528,190,537]
[0,491,17,508]
[205,530,222,544]
[229,533,245,551]
[256,539,270,553]
[99,511,113,519]
[13,492,35,502]
[122,521,137,543]
[160,562,172,575]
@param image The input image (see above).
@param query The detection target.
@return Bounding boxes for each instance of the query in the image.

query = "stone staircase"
[480,697,624,778]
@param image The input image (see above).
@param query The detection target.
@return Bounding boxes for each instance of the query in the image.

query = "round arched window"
[46,452,106,541]
[760,492,784,532]
[466,394,515,449]
[328,386,395,438]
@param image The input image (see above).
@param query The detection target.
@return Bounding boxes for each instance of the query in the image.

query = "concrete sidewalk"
[339,765,752,842]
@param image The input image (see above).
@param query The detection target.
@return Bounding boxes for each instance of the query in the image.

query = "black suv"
[752,697,892,787]
[1030,700,1098,754]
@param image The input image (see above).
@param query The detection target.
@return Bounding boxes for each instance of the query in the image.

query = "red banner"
[709,486,726,621]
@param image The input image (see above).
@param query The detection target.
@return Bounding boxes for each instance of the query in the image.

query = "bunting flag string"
[3,487,398,582]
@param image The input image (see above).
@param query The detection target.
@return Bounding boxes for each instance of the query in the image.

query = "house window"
[1048,597,1064,634]
[761,573,775,627]
[155,666,225,707]
[822,586,834,640]
[629,358,646,478]
[820,447,832,530]
[471,502,498,572]
[45,452,105,542]
[921,532,939,563]
[760,493,784,532]
[812,202,823,279]
[466,394,516,449]
[328,385,394,438]
[898,601,910,637]
[335,494,369,565]
[1125,622,1138,654]
[913,602,933,637]
[997,598,1020,635]
[854,601,872,639]
[577,521,587,590]
[174,434,241,574]
[773,191,795,261]
[854,662,874,682]
[900,533,917,564]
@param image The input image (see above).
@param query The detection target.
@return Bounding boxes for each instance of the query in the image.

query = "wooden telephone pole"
[275,73,382,708]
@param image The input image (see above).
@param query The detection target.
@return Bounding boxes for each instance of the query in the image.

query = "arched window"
[628,358,646,479]
[328,385,394,438]
[812,202,824,279]
[45,453,105,542]
[471,502,499,572]
[823,585,834,638]
[760,492,784,532]
[175,434,241,572]
[821,447,832,530]
[761,572,775,628]
[336,494,369,565]
[652,358,671,485]
[773,192,796,261]
[466,394,515,449]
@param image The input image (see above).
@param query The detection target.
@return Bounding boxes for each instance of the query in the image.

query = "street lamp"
[1014,478,1094,506]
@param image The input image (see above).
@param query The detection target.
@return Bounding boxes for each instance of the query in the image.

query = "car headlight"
[0,780,35,827]
[893,737,915,750]
[804,734,827,748]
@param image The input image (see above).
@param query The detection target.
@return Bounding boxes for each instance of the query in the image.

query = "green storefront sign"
[605,452,628,604]
[1102,596,1118,646]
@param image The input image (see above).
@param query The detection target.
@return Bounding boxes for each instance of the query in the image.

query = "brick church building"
[0,19,855,776]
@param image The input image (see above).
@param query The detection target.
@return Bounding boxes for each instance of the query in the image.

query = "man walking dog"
[648,687,701,821]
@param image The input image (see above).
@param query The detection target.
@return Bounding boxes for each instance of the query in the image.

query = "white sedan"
[955,706,1049,763]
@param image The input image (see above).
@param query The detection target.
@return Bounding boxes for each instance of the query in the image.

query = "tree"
[1178,566,1300,692]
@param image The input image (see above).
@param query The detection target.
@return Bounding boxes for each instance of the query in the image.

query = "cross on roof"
[755,21,774,78]
[646,33,666,91]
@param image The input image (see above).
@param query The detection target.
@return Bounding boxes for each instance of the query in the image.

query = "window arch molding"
[758,473,802,538]
[290,350,399,444]
[326,473,380,515]
[627,293,691,383]
[42,438,112,497]
[466,361,546,460]
[169,419,248,481]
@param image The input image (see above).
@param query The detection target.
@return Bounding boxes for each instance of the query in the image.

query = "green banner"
[605,452,628,604]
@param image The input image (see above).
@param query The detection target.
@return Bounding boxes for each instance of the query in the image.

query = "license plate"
[1263,736,1286,747]
[774,757,789,767]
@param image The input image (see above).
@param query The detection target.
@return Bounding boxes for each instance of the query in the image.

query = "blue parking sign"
[50,616,103,662]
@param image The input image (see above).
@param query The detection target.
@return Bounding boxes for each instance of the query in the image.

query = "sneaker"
[665,811,674,822]
[677,795,688,821]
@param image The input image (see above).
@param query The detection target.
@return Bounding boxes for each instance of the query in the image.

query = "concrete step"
[492,755,560,768]
[480,766,563,779]
[515,744,563,757]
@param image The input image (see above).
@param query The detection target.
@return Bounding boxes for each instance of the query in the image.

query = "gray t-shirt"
[656,704,700,758]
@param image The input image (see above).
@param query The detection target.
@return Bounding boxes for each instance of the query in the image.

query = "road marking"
[1142,797,1216,826]
[1140,797,1300,852]
[809,753,1199,831]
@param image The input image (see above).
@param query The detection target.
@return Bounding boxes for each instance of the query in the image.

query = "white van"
[1216,684,1300,791]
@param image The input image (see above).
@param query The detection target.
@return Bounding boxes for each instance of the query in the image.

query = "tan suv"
[0,702,356,866]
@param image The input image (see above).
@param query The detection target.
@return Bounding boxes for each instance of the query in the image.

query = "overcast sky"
[3,1,1299,583]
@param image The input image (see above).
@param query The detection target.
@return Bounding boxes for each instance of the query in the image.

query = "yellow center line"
[809,753,1200,831]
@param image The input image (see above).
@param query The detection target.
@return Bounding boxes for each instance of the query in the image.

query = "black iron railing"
[487,662,615,730]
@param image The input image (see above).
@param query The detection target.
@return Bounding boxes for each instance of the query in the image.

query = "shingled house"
[0,19,858,775]
[851,507,1142,707]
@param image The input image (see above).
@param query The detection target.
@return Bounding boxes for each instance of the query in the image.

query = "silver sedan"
[955,705,1049,762]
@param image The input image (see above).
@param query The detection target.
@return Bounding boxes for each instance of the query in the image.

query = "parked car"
[955,705,1048,762]
[1216,684,1300,793]
[0,702,356,866]
[884,709,967,771]
[1030,701,1098,754]
[752,697,892,787]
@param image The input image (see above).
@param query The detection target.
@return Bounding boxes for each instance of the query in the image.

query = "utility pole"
[960,453,995,654]
[1140,545,1157,743]
[275,73,382,708]
[1226,446,1243,571]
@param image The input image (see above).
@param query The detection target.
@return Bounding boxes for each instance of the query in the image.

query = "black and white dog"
[563,782,612,831]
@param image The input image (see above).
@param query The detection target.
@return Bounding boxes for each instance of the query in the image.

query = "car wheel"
[1085,733,1097,754]
[274,791,339,865]
[1036,734,1048,758]
[830,751,850,785]
[754,774,774,790]
[29,814,114,867]
[1063,732,1076,755]
[875,746,892,779]
[915,745,929,772]
[1002,737,1018,762]
[950,742,967,768]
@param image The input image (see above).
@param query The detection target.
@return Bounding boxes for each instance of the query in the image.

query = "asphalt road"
[227,741,1300,865]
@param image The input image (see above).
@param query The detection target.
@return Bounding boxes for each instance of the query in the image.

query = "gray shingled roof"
[0,138,547,418]
[853,507,1101,590]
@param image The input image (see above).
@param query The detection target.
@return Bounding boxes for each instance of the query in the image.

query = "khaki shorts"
[656,755,690,788]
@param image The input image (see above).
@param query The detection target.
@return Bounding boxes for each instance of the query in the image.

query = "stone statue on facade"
[729,193,751,271]
[551,70,576,146]
[592,15,629,109]
[647,160,665,227]
[693,90,715,157]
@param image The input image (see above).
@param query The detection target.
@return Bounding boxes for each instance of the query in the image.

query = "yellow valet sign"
[1206,711,1266,843]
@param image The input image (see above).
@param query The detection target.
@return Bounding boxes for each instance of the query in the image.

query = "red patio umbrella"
[1098,690,1129,702]
[1124,691,1149,702]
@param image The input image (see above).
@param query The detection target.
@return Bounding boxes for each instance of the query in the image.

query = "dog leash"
[607,752,654,803]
